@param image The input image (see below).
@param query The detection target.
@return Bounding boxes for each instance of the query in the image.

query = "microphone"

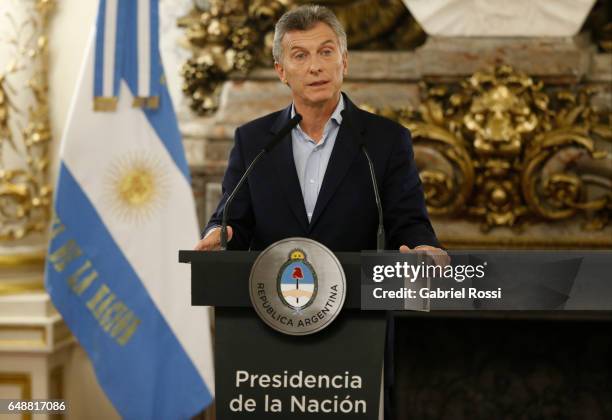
[341,110,385,252]
[220,114,302,250]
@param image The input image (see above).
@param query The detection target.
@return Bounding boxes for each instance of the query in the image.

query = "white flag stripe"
[62,41,214,392]
[137,0,150,97]
[103,0,118,97]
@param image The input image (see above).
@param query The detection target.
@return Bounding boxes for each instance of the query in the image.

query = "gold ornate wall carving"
[179,0,421,115]
[179,0,288,115]
[0,0,54,241]
[369,65,612,232]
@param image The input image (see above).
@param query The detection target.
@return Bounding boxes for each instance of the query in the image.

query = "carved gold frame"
[370,65,611,240]
[0,0,55,242]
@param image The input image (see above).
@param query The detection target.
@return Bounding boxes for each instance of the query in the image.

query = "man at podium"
[194,4,446,265]
[194,6,447,418]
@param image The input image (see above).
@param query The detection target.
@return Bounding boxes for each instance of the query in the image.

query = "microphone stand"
[220,114,302,250]
[341,110,386,252]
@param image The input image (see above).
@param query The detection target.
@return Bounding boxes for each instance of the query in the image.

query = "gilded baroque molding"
[179,0,288,115]
[0,0,54,241]
[0,251,45,267]
[369,65,611,231]
[0,281,44,295]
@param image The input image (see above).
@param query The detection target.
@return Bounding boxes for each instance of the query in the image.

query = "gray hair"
[272,5,347,63]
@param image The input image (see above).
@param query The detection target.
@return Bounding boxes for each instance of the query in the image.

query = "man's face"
[274,22,348,108]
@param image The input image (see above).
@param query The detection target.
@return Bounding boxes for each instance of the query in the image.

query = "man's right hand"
[194,226,233,251]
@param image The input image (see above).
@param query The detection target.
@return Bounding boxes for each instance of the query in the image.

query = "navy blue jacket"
[204,93,439,251]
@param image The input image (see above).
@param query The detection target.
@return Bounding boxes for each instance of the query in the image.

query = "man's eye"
[321,49,332,56]
[294,52,306,60]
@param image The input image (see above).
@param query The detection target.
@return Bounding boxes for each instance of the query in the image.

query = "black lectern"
[180,250,386,420]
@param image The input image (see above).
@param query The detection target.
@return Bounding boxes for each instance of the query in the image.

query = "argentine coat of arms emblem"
[277,249,318,310]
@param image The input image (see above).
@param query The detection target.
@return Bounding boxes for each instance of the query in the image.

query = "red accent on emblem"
[292,267,304,279]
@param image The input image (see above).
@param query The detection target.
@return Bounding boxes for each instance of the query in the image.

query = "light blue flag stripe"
[93,0,107,98]
[143,85,191,181]
[122,0,139,97]
[46,163,212,419]
[113,2,127,98]
[149,0,161,98]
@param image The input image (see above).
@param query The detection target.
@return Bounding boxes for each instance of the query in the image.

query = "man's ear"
[274,61,287,84]
[342,51,348,76]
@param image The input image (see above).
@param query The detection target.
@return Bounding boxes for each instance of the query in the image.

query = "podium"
[180,249,387,420]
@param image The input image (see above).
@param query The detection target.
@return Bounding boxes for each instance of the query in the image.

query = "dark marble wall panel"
[393,316,612,420]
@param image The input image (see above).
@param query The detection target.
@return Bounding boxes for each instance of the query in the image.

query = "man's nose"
[308,55,323,73]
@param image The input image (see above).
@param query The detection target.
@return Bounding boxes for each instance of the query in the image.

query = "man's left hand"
[399,245,450,267]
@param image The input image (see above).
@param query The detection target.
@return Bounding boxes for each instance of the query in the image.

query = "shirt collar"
[290,95,345,126]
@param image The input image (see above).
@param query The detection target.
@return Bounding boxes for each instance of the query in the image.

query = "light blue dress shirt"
[291,96,345,222]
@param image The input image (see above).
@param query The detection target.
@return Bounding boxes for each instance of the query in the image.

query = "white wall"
[48,0,98,186]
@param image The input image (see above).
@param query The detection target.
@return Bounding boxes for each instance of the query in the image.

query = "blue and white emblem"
[277,249,318,310]
[250,238,346,335]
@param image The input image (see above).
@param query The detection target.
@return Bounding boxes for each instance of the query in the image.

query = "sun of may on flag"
[45,0,214,418]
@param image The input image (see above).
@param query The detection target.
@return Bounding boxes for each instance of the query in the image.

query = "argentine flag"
[45,0,214,418]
